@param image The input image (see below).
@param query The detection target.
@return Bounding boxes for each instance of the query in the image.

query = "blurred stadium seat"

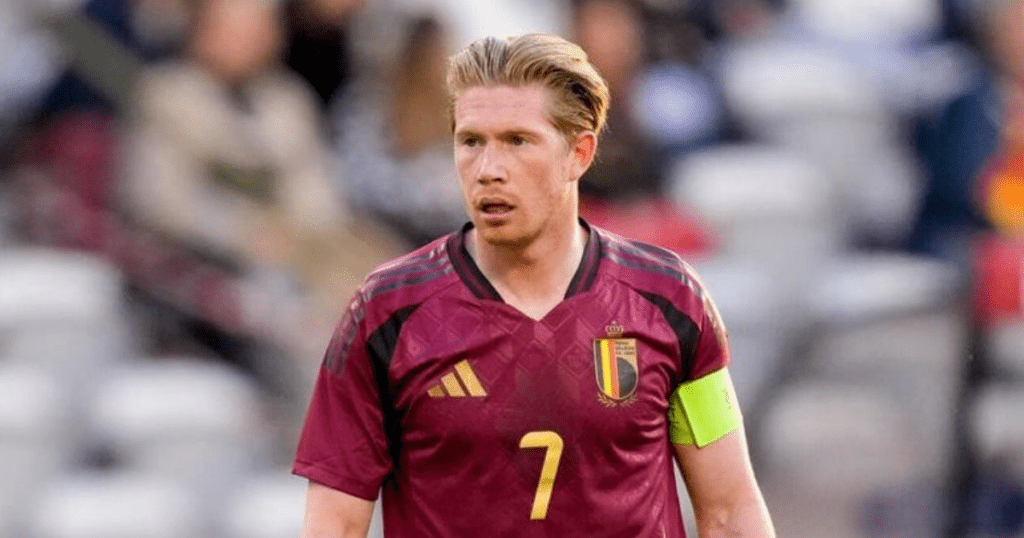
[987,320,1024,378]
[807,253,964,475]
[787,0,940,44]
[715,40,921,245]
[760,381,932,538]
[972,384,1024,482]
[87,357,267,500]
[221,472,307,538]
[669,144,840,267]
[29,471,204,538]
[0,248,135,388]
[0,364,75,532]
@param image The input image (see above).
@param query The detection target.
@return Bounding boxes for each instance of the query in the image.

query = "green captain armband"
[668,368,742,447]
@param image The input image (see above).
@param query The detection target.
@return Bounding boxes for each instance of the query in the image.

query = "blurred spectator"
[908,0,1023,264]
[573,0,663,201]
[975,0,1024,239]
[572,0,717,256]
[333,14,465,246]
[118,0,407,373]
[967,0,1024,326]
[573,0,724,201]
[282,0,366,113]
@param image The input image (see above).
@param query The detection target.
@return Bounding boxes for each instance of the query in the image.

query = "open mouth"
[482,202,513,214]
[478,197,515,215]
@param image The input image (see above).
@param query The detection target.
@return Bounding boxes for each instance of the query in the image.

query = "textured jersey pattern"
[293,222,730,537]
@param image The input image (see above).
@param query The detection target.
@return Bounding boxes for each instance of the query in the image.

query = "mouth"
[477,197,516,215]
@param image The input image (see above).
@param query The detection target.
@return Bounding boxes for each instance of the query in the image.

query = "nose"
[475,144,505,185]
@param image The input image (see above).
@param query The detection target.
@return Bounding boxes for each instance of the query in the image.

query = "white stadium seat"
[670,144,840,265]
[972,384,1024,481]
[0,364,74,531]
[88,357,266,497]
[222,472,308,538]
[787,0,940,44]
[988,320,1024,378]
[29,472,203,538]
[0,248,134,388]
[760,381,933,538]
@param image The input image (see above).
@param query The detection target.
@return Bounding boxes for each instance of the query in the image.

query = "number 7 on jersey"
[519,431,564,520]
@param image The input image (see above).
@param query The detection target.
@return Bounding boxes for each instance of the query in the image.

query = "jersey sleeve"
[685,264,731,380]
[668,263,739,446]
[292,291,393,501]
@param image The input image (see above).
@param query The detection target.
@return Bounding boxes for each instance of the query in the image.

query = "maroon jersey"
[293,221,730,537]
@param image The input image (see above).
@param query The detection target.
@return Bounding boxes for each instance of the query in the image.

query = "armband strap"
[668,368,741,447]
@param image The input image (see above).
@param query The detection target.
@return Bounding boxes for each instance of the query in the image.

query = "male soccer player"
[294,33,775,537]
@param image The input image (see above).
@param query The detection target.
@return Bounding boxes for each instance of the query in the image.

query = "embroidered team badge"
[593,322,638,401]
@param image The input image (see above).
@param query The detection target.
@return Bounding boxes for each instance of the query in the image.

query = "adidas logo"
[427,360,488,398]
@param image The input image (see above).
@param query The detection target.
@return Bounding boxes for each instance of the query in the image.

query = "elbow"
[695,494,775,538]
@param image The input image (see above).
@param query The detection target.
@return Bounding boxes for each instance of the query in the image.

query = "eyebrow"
[454,128,539,140]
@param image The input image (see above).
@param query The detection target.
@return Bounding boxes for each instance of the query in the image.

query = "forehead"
[453,84,556,133]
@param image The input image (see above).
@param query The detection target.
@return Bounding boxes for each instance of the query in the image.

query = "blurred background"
[1,0,1023,536]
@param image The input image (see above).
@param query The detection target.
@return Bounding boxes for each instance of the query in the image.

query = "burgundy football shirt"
[293,221,730,537]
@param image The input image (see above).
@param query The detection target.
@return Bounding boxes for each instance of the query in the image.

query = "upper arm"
[301,481,375,538]
[673,430,775,538]
[673,428,758,511]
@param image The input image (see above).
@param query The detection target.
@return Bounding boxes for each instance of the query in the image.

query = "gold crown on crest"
[605,321,624,338]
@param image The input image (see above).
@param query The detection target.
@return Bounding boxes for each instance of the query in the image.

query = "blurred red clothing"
[580,196,716,259]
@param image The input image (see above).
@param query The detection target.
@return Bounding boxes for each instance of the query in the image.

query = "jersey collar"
[446,219,602,301]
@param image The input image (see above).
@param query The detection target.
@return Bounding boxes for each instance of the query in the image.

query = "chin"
[475,223,533,249]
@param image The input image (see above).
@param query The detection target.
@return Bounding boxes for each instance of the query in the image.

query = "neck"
[468,215,587,320]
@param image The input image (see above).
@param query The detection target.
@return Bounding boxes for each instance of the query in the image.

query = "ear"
[568,131,597,182]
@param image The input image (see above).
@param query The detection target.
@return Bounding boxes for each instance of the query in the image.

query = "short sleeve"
[292,294,393,501]
[686,266,731,380]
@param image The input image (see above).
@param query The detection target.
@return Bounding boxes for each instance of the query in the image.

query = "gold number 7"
[519,431,564,520]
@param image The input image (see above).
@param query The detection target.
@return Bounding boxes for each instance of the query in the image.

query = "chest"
[387,291,684,452]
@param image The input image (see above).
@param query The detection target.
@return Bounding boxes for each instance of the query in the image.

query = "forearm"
[673,430,775,538]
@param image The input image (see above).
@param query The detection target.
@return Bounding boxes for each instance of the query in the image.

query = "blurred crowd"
[1,0,1024,537]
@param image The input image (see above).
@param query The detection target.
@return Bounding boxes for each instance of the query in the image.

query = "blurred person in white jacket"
[120,0,407,377]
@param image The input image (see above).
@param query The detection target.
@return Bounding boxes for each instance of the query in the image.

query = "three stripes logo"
[427,360,488,398]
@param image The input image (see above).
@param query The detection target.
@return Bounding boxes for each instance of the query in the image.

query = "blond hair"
[446,33,611,139]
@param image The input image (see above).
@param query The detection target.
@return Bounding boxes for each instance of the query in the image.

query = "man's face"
[453,84,591,248]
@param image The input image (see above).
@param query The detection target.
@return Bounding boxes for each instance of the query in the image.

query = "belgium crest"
[593,322,638,401]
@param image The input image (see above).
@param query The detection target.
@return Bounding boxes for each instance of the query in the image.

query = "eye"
[459,136,480,147]
[510,135,526,146]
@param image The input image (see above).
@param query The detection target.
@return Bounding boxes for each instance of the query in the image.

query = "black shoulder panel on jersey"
[365,302,421,472]
[636,290,700,381]
[366,303,421,371]
[601,234,686,282]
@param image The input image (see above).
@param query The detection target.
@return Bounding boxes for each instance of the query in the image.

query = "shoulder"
[132,62,229,140]
[594,226,707,302]
[256,69,322,109]
[322,234,457,373]
[135,62,196,117]
[354,234,458,319]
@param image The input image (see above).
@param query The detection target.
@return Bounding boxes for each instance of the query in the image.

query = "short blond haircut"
[446,33,611,140]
